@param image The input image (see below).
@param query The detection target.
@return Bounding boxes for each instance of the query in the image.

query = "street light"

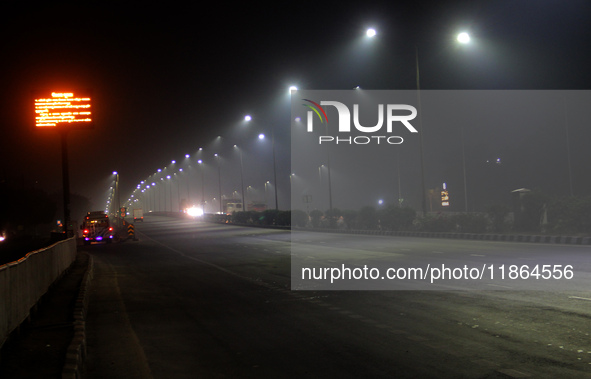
[174,172,181,212]
[215,154,222,213]
[258,133,278,210]
[113,171,121,226]
[318,165,326,211]
[365,29,472,215]
[457,32,471,44]
[234,145,246,212]
[246,185,254,205]
[264,181,271,207]
[166,175,172,213]
[197,159,205,214]
[458,31,471,211]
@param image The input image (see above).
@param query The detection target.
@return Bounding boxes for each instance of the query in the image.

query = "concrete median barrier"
[0,237,77,349]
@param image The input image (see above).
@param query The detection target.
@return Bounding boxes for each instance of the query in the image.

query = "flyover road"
[83,215,591,378]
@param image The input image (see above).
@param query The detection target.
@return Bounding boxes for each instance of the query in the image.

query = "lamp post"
[174,172,181,212]
[246,186,254,206]
[264,181,270,208]
[259,133,278,210]
[366,29,472,215]
[215,154,222,213]
[198,159,205,214]
[457,32,471,212]
[166,175,172,213]
[411,45,429,217]
[318,165,325,211]
[169,160,176,211]
[184,154,191,206]
[234,145,246,211]
[160,178,165,212]
[113,171,121,227]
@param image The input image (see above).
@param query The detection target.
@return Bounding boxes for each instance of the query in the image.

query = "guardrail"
[0,237,77,349]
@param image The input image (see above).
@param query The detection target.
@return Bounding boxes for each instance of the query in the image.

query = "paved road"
[83,215,591,378]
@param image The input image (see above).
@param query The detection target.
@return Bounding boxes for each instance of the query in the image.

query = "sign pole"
[60,130,71,237]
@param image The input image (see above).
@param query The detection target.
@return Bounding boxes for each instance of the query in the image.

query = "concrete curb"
[61,253,94,379]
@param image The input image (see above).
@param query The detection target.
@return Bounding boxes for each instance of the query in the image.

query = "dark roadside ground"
[0,251,89,378]
[0,236,54,266]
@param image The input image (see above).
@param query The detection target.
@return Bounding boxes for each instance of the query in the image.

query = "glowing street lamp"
[366,28,377,38]
[457,32,471,44]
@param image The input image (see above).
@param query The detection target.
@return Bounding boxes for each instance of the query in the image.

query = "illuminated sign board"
[441,182,450,207]
[34,91,93,129]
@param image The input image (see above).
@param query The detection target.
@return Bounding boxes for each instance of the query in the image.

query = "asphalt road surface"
[83,215,591,378]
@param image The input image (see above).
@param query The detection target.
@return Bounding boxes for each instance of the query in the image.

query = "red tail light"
[108,227,114,232]
[83,229,89,234]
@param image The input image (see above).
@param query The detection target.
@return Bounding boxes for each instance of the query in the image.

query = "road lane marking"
[486,284,513,289]
[389,329,407,335]
[407,335,428,342]
[568,296,591,301]
[497,368,531,378]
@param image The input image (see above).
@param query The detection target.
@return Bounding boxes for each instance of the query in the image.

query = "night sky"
[2,2,591,218]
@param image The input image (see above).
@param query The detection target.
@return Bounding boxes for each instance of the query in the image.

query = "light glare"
[457,32,470,44]
[187,207,204,217]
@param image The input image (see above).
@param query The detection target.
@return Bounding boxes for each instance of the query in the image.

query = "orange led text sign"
[34,92,93,129]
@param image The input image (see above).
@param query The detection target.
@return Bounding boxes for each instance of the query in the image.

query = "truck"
[81,211,114,245]
[225,202,243,214]
[133,208,144,222]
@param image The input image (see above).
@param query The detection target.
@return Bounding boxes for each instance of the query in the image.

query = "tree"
[518,191,549,232]
[292,210,309,227]
[358,206,378,230]
[486,204,510,233]
[309,210,323,228]
[379,205,416,231]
